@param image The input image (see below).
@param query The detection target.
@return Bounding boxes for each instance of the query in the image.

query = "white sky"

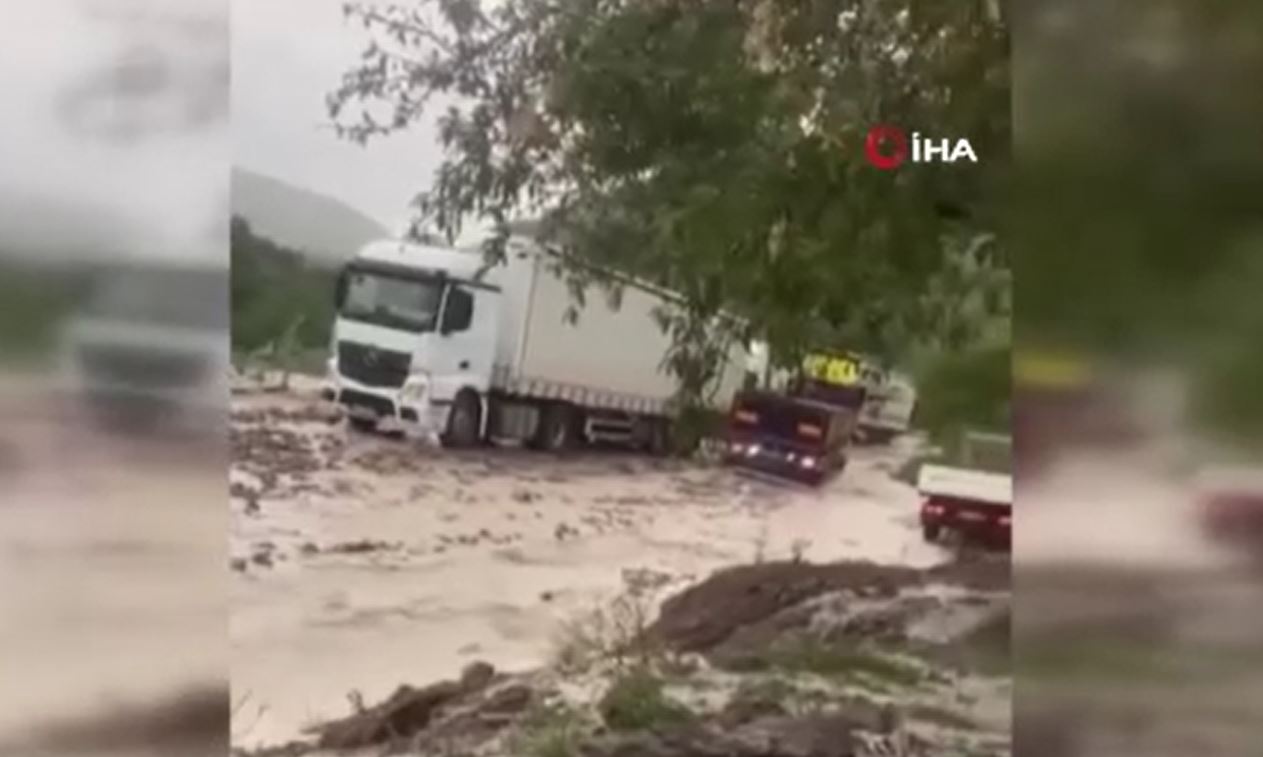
[0,0,229,263]
[232,0,445,234]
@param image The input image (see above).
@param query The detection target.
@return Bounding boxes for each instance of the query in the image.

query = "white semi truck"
[323,237,750,451]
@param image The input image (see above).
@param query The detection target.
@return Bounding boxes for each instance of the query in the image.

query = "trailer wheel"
[646,419,671,457]
[922,523,942,543]
[441,391,482,448]
[536,403,578,453]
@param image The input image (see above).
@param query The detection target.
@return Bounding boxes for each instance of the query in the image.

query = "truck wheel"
[922,523,942,543]
[536,403,578,452]
[646,419,671,457]
[441,392,482,448]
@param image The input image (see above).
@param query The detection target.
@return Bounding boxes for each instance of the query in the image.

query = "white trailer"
[324,237,749,451]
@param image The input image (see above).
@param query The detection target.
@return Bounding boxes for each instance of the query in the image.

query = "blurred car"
[1197,467,1263,560]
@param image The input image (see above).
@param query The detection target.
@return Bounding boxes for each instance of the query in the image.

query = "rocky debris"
[555,522,581,541]
[321,539,402,555]
[309,662,497,749]
[621,567,675,595]
[351,447,428,476]
[231,425,323,492]
[649,559,1010,657]
[649,561,922,654]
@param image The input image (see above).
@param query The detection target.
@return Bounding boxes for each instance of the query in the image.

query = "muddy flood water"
[229,383,952,749]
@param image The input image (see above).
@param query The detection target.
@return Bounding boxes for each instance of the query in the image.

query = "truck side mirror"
[440,287,473,335]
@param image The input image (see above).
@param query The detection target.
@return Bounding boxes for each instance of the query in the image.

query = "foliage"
[597,667,693,732]
[231,215,338,355]
[328,0,1010,411]
[509,700,587,757]
[0,265,87,361]
[914,343,1010,445]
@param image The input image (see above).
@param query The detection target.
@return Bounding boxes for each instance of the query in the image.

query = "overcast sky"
[232,0,444,233]
[0,0,229,263]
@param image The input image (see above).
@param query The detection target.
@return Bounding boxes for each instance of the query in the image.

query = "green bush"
[914,344,1011,445]
[231,216,337,354]
[598,668,693,732]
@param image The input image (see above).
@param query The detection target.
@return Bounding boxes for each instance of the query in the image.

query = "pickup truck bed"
[917,464,1013,548]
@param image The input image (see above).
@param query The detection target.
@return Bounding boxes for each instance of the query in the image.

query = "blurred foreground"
[0,0,228,753]
[1016,0,1263,752]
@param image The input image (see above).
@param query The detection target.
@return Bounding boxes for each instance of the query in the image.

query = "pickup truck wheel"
[922,523,942,543]
[441,393,482,448]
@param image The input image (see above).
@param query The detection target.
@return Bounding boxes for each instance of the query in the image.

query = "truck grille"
[337,341,410,388]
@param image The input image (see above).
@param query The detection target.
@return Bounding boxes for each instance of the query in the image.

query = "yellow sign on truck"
[802,353,862,387]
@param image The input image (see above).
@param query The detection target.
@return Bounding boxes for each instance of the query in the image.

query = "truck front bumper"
[323,368,448,437]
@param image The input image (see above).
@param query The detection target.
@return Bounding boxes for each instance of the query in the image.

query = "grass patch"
[766,638,926,688]
[931,610,1011,678]
[598,668,695,732]
[907,703,980,731]
[508,700,587,757]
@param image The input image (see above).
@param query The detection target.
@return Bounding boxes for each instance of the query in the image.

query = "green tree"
[328,0,1009,406]
[231,215,338,358]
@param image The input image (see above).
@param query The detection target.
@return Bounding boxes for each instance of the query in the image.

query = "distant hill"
[231,167,390,267]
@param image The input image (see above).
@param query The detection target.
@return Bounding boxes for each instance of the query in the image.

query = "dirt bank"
[233,555,1011,757]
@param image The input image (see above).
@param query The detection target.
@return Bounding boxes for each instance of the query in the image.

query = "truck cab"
[324,241,498,441]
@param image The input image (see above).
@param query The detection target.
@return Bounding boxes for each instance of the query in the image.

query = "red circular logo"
[865,125,908,170]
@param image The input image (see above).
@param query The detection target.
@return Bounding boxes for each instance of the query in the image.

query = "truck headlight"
[400,375,429,403]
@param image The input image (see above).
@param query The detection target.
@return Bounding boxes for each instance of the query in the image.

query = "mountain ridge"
[231,167,390,267]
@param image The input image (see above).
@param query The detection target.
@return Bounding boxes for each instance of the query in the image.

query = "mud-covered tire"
[646,419,671,457]
[441,392,482,448]
[534,403,578,453]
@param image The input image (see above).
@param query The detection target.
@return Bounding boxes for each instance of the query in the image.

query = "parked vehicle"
[794,350,916,444]
[917,432,1012,548]
[856,370,917,444]
[323,237,749,451]
[723,389,856,485]
[1197,467,1263,559]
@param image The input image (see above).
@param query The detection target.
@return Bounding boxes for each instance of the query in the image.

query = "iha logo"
[864,125,978,170]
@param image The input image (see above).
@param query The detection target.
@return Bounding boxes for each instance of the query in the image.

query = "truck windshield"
[340,270,443,333]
